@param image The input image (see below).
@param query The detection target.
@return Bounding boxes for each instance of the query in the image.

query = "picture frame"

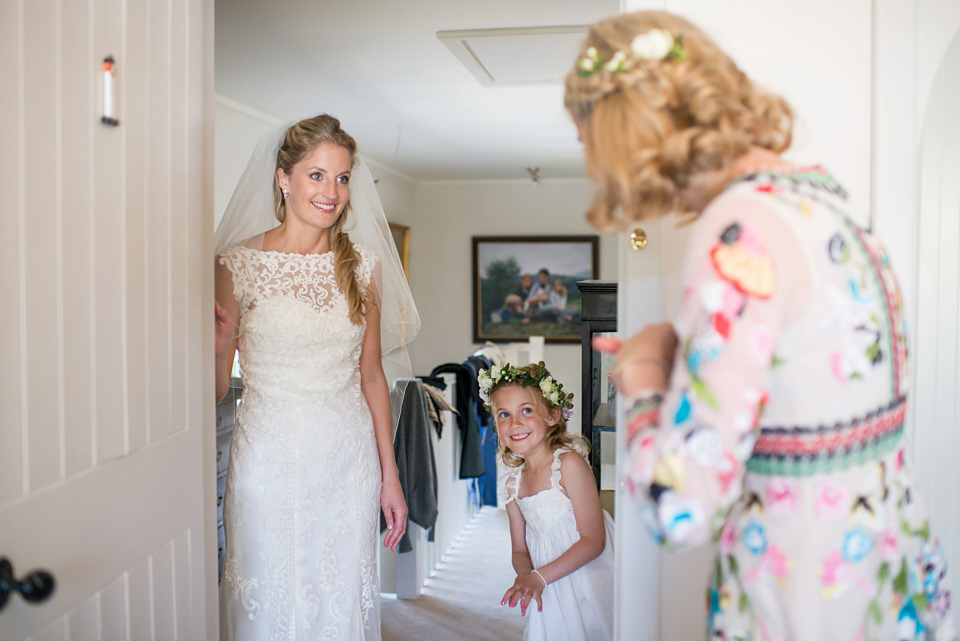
[472,235,599,344]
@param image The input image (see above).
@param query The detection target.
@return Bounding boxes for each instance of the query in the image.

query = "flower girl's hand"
[501,572,544,616]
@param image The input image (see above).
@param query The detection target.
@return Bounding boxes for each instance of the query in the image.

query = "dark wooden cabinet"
[576,280,617,488]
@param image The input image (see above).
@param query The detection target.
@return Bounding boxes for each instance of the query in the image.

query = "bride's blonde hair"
[564,11,793,231]
[274,115,367,325]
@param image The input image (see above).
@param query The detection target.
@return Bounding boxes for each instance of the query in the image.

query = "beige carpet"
[381,506,528,641]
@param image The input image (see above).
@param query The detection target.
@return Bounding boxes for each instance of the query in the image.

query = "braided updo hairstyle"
[274,114,367,326]
[564,11,793,231]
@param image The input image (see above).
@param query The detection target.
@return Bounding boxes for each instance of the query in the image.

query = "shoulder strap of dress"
[500,466,523,505]
[550,448,567,491]
[353,242,377,286]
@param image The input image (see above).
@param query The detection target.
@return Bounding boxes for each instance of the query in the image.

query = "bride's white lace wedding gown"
[218,243,382,641]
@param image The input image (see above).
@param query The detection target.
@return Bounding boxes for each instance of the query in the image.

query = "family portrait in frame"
[472,235,599,344]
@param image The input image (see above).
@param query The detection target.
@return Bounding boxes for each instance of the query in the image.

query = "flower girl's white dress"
[501,447,615,641]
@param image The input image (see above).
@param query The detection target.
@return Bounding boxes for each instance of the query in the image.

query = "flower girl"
[479,362,615,641]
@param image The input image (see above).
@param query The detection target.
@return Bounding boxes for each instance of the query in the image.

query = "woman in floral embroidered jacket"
[564,10,955,641]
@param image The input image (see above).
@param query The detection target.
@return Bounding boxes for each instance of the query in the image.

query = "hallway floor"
[381,507,527,641]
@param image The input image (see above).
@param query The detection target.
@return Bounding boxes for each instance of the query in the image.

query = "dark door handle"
[0,557,55,613]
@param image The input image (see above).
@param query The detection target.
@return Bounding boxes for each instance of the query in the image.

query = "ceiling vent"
[437,25,588,86]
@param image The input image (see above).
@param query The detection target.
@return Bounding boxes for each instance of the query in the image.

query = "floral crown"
[477,361,574,420]
[577,29,686,77]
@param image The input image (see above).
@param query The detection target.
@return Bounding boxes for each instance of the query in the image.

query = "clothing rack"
[380,372,481,599]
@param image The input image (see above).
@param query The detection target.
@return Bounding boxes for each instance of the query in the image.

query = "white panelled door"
[0,0,215,639]
[914,23,960,623]
[614,1,873,639]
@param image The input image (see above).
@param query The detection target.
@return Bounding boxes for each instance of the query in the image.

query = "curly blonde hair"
[274,114,368,326]
[564,11,793,231]
[491,382,588,468]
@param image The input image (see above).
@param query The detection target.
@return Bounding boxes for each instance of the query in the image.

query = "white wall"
[213,97,279,229]
[406,179,619,437]
[665,0,874,225]
[365,159,418,228]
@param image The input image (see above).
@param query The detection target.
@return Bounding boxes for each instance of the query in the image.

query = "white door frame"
[0,0,217,638]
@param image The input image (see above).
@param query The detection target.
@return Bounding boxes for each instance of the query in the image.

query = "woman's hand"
[501,572,545,616]
[215,300,235,356]
[595,322,678,397]
[380,477,408,552]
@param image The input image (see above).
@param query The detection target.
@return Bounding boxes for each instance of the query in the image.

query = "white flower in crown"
[631,29,675,61]
[539,378,553,396]
[478,361,574,416]
[477,369,493,401]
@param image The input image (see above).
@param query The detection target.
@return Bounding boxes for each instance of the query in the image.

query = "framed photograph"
[472,235,599,344]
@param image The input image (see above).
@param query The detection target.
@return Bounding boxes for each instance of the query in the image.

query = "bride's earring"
[282,189,289,199]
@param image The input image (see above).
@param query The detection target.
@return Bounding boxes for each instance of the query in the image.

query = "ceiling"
[214,0,621,182]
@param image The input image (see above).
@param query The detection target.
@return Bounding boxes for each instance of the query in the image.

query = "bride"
[214,114,419,640]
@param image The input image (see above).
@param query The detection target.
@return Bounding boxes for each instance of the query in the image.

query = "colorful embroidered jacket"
[624,168,954,641]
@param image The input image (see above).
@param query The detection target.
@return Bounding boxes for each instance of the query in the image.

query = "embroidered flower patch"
[711,223,776,298]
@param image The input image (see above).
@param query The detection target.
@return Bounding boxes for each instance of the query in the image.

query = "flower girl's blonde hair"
[482,362,587,468]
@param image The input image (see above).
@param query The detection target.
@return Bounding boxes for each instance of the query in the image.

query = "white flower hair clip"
[630,29,678,61]
[577,29,686,77]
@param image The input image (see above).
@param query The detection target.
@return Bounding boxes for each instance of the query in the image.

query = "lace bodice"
[219,243,377,401]
[217,242,383,641]
[223,244,375,315]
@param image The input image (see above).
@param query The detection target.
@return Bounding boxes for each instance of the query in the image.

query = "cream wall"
[365,162,418,228]
[213,98,279,229]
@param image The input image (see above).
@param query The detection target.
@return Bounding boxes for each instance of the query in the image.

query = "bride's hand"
[215,300,235,355]
[381,477,408,552]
